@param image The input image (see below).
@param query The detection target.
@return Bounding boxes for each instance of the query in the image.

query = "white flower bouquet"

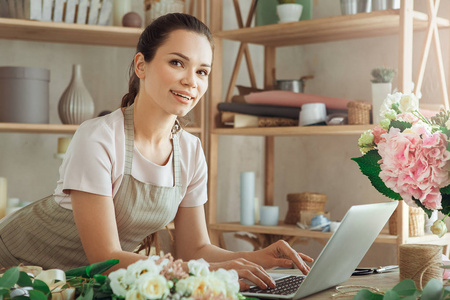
[0,255,249,300]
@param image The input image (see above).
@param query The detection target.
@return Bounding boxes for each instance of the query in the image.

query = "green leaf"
[383,289,400,300]
[353,289,383,300]
[86,259,119,277]
[351,150,402,200]
[28,290,49,300]
[441,184,450,195]
[65,266,88,278]
[93,274,107,285]
[440,194,450,216]
[412,199,433,219]
[76,284,94,300]
[17,271,33,287]
[421,278,444,300]
[0,267,20,289]
[32,279,50,295]
[0,288,9,296]
[391,279,419,296]
[390,120,412,131]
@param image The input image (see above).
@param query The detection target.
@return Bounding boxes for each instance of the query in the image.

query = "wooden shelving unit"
[0,13,206,140]
[214,9,450,47]
[0,17,142,47]
[207,0,450,256]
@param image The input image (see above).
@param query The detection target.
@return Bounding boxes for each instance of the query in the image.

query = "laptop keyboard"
[244,275,305,295]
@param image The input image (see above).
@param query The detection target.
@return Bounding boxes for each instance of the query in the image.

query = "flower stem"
[412,110,430,124]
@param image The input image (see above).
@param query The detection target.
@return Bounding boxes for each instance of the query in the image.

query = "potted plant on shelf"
[370,66,396,124]
[277,0,303,23]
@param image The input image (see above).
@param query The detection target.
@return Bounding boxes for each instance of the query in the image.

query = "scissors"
[352,265,398,276]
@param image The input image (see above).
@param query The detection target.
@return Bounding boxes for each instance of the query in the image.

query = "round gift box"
[0,66,50,124]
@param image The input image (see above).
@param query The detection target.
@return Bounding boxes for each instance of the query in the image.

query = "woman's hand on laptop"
[253,240,314,274]
[209,258,277,290]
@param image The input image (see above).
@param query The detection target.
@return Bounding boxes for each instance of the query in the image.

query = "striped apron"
[0,104,182,269]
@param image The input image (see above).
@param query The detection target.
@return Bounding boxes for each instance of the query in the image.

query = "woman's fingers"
[211,258,275,290]
[299,252,314,262]
[273,240,312,274]
[229,259,276,289]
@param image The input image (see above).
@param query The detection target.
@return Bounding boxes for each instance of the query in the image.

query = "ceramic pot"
[276,3,303,23]
[371,82,391,124]
[58,64,94,125]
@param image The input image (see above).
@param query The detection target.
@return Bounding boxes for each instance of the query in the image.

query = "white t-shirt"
[53,108,208,209]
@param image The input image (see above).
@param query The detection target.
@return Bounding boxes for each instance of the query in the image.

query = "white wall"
[217,0,450,267]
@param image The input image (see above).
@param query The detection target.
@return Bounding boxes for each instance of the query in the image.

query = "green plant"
[371,67,397,83]
[0,259,118,300]
[354,278,450,299]
[278,0,297,4]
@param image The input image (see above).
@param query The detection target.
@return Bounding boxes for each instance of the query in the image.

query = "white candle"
[240,172,255,226]
[0,177,7,219]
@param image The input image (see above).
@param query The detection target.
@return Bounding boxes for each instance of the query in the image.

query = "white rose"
[211,269,239,298]
[379,92,402,118]
[125,288,145,300]
[125,259,162,285]
[175,276,196,295]
[398,93,419,113]
[431,219,448,238]
[109,269,129,297]
[136,273,170,300]
[188,259,210,277]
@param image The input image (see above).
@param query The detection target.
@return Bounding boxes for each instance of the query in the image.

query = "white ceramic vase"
[58,64,94,125]
[371,82,392,124]
[276,3,303,23]
[424,210,438,234]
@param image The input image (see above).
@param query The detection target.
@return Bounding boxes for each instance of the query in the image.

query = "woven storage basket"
[389,206,425,237]
[347,101,372,125]
[284,193,327,225]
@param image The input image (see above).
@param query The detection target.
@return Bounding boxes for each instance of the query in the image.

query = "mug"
[260,206,279,226]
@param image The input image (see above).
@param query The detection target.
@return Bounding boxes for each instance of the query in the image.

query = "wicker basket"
[347,101,372,125]
[389,206,425,237]
[284,193,327,225]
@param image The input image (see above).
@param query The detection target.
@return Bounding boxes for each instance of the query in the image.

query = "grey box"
[0,66,50,124]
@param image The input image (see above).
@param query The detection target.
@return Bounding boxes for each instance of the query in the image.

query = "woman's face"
[137,29,213,117]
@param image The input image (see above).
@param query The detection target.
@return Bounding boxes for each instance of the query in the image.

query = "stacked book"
[219,90,352,128]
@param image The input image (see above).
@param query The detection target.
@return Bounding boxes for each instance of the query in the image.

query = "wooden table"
[266,269,400,299]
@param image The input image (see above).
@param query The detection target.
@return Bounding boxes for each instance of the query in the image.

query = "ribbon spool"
[399,244,443,290]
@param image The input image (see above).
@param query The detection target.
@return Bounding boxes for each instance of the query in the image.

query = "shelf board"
[209,222,450,245]
[214,10,450,47]
[209,222,398,244]
[0,123,78,134]
[0,122,202,134]
[211,124,372,136]
[0,17,142,47]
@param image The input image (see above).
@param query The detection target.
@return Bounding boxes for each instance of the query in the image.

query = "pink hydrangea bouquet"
[352,92,450,238]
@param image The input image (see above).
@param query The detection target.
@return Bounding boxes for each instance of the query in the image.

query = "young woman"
[0,13,312,290]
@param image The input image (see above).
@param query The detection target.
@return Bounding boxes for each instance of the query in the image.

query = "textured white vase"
[371,82,392,124]
[58,64,94,125]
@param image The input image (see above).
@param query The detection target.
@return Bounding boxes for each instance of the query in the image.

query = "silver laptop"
[242,201,398,299]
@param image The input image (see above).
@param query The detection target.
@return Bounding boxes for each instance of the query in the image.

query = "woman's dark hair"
[121,13,213,107]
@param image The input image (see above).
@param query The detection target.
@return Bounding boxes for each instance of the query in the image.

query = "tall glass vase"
[58,64,94,125]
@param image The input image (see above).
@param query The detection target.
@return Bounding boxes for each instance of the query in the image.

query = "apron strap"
[123,104,135,175]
